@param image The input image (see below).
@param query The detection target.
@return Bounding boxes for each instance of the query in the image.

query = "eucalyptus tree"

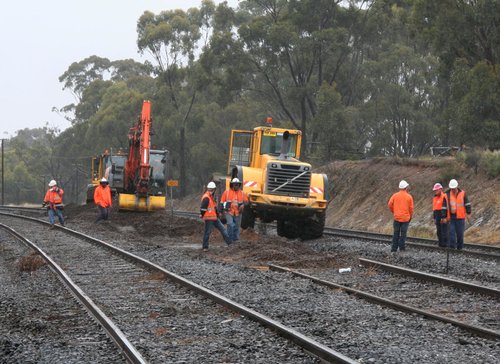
[137,1,220,195]
[359,0,438,157]
[411,0,499,148]
[235,0,368,157]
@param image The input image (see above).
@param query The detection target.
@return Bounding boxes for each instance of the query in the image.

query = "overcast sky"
[0,0,237,138]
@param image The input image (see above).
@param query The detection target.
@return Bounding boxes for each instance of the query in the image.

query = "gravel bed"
[64,220,499,363]
[0,230,124,363]
[1,217,320,364]
[3,209,499,363]
[308,237,500,289]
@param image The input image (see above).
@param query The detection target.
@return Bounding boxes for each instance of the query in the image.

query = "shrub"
[439,161,463,184]
[479,151,500,178]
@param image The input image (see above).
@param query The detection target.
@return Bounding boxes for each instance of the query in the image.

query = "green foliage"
[479,151,500,178]
[439,161,463,186]
[9,0,499,204]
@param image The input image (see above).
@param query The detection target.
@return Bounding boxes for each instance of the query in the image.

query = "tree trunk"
[179,126,186,197]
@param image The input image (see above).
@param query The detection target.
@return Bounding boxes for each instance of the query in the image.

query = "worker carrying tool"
[94,177,112,223]
[200,181,232,251]
[43,179,65,229]
[432,183,448,247]
[220,178,248,242]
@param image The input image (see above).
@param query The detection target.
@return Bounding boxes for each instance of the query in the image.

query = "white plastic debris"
[338,267,351,273]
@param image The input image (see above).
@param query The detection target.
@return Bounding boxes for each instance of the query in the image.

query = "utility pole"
[1,139,5,206]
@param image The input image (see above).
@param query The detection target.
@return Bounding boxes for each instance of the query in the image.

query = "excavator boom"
[119,100,166,211]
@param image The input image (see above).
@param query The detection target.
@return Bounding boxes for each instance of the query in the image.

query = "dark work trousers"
[48,208,65,226]
[202,219,232,249]
[391,221,409,252]
[95,206,109,222]
[449,216,465,250]
[433,211,448,247]
[435,221,449,247]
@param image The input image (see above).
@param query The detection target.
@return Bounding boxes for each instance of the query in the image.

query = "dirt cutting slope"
[320,159,500,244]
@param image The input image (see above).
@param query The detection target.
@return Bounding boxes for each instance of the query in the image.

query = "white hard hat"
[48,180,57,187]
[231,178,241,184]
[100,177,108,183]
[449,179,458,189]
[399,180,409,189]
[207,181,216,189]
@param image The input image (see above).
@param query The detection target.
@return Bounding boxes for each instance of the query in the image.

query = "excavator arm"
[119,100,166,211]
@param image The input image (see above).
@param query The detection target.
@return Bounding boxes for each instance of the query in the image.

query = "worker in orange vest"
[94,178,112,222]
[221,178,248,242]
[200,181,232,251]
[443,179,471,250]
[388,180,414,253]
[432,183,448,247]
[43,179,65,228]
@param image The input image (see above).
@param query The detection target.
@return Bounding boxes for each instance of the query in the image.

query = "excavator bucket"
[118,193,166,212]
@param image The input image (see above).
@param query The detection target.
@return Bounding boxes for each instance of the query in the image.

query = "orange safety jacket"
[94,185,112,208]
[388,189,414,223]
[44,188,64,209]
[445,189,470,219]
[200,191,217,220]
[433,191,447,211]
[220,189,248,216]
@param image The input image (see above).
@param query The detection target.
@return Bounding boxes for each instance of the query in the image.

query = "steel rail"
[269,264,500,341]
[0,223,147,364]
[0,211,357,364]
[323,226,500,254]
[359,258,500,298]
[172,210,499,255]
[322,228,500,261]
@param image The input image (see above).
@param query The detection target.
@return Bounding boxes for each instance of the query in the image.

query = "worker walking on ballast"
[432,183,448,247]
[200,181,232,251]
[94,177,112,222]
[43,179,65,228]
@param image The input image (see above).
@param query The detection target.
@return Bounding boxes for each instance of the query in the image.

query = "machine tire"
[277,220,285,237]
[277,219,300,239]
[240,205,255,229]
[300,211,326,240]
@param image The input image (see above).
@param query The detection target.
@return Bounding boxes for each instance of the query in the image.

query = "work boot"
[202,248,208,252]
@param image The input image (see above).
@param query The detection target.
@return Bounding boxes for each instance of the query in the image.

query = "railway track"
[2,207,498,362]
[0,223,146,363]
[269,261,500,340]
[173,209,500,260]
[0,212,355,364]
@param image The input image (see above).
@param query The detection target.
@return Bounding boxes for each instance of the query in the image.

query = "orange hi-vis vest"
[44,188,64,207]
[447,190,467,219]
[94,185,112,208]
[221,189,248,216]
[201,191,217,220]
[388,189,414,223]
[432,191,447,211]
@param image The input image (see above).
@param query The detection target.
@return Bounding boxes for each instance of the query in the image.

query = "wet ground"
[63,203,354,270]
